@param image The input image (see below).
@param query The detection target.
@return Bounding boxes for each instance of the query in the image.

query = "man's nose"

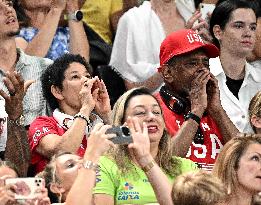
[243,26,254,38]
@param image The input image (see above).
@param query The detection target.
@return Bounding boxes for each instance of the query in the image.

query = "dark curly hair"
[210,0,258,48]
[41,54,93,111]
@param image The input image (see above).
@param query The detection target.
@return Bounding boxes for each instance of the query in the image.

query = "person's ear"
[251,115,261,129]
[213,25,223,41]
[160,65,174,84]
[51,85,64,101]
[50,183,65,195]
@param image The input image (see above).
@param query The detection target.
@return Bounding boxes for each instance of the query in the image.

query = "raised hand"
[127,117,153,167]
[206,73,222,113]
[0,71,34,120]
[30,187,51,205]
[66,0,80,12]
[78,76,98,116]
[84,123,115,161]
[51,0,67,11]
[93,79,111,121]
[189,68,210,117]
[0,178,15,205]
[186,11,212,43]
[186,11,207,30]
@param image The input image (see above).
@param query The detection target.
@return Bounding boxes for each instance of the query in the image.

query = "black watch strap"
[184,112,201,124]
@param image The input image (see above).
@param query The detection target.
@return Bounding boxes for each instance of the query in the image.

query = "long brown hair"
[212,135,261,195]
[109,87,181,177]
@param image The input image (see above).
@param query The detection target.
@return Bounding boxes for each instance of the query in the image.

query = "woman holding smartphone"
[39,122,115,204]
[93,87,197,204]
[0,161,50,205]
[40,87,195,205]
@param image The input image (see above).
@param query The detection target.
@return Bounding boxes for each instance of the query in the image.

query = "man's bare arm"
[0,72,34,177]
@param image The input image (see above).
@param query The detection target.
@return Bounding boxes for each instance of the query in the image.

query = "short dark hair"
[41,54,93,111]
[210,0,258,48]
[257,1,261,18]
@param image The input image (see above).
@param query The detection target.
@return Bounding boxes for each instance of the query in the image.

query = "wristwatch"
[67,10,83,22]
[83,160,99,172]
[184,112,201,125]
[8,114,25,127]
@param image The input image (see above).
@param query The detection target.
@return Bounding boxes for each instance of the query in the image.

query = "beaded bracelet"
[74,113,90,125]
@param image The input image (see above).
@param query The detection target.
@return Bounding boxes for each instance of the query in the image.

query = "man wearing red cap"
[155,29,238,171]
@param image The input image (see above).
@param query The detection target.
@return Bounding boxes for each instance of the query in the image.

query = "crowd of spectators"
[0,0,260,204]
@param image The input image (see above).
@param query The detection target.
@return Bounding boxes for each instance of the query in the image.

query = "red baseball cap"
[158,29,219,70]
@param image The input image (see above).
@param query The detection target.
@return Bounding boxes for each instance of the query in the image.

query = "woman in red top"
[28,54,111,175]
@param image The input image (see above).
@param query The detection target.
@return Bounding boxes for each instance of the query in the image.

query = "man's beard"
[7,29,20,37]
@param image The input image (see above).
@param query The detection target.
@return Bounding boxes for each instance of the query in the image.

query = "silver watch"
[83,160,99,172]
[67,10,83,22]
[8,115,25,126]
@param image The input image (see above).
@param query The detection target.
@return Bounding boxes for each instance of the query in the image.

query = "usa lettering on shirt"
[33,127,50,144]
[184,121,224,171]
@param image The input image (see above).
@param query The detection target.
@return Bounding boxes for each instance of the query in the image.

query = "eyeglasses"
[167,58,210,69]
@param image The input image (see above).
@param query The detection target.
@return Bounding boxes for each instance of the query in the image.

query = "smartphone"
[106,126,133,145]
[5,177,44,200]
[199,3,215,20]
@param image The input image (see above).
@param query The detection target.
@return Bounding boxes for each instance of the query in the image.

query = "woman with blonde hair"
[93,87,197,204]
[172,170,226,205]
[38,123,116,204]
[249,91,261,134]
[212,135,261,205]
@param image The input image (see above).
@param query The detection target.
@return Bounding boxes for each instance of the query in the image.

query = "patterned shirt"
[19,27,70,60]
[0,48,53,126]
